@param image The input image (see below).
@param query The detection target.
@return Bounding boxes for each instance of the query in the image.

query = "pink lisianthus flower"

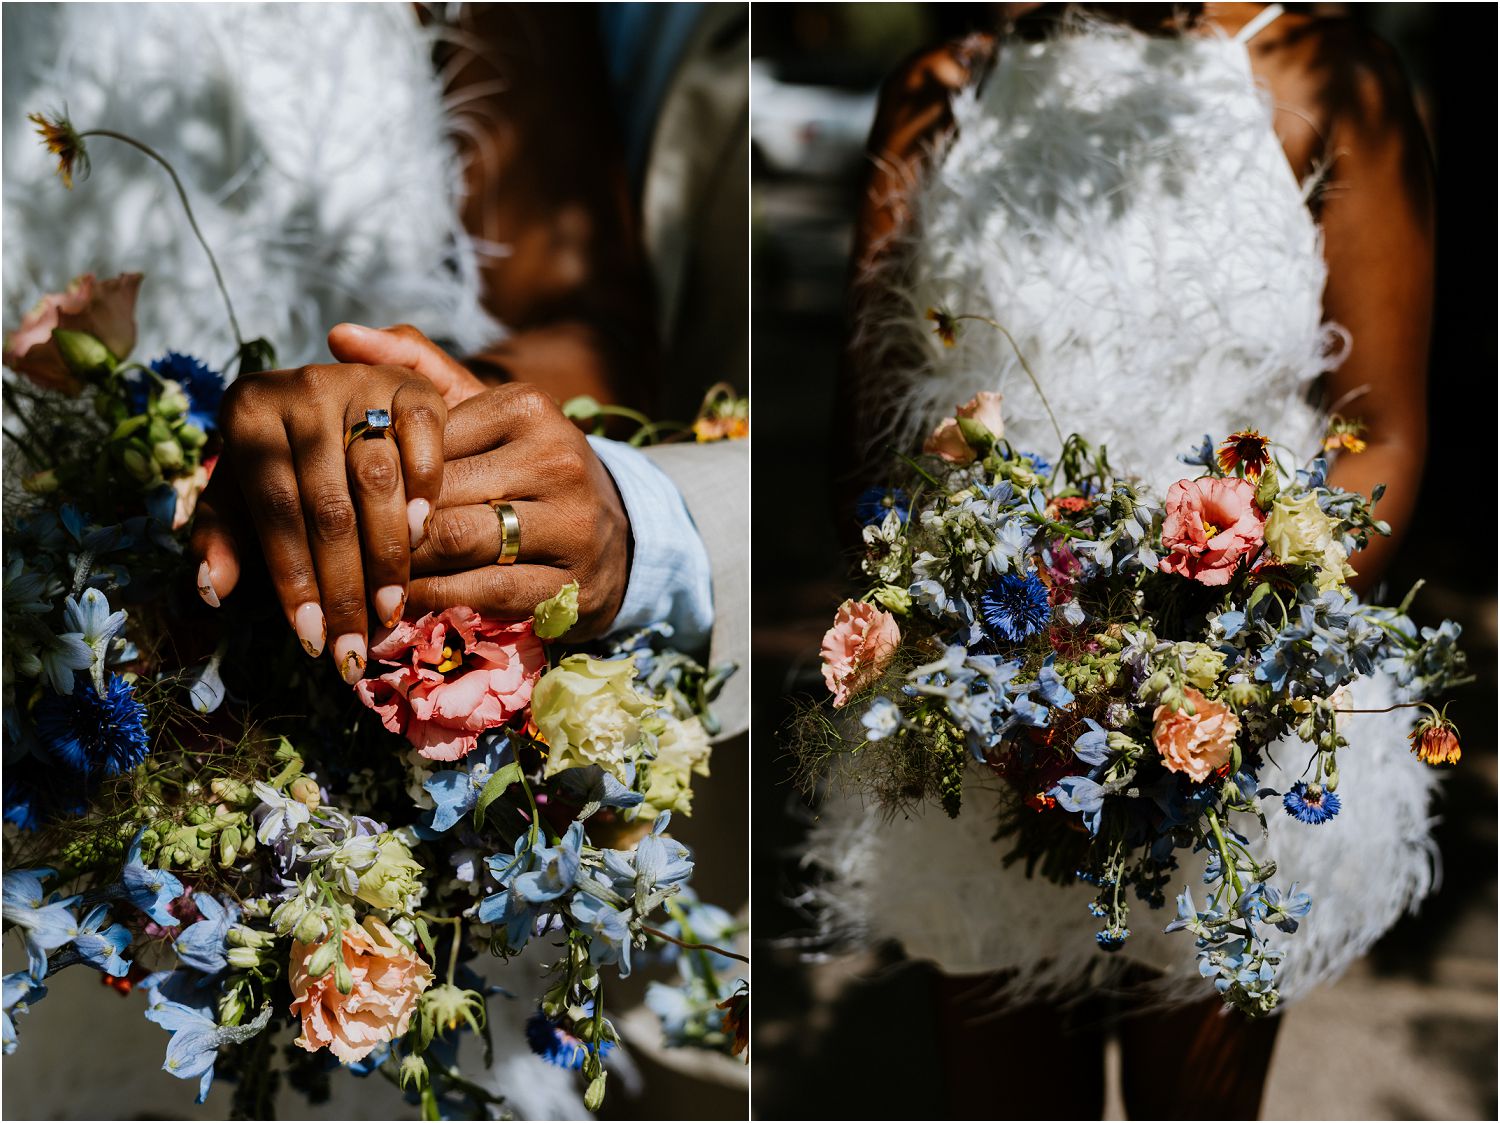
[1152,688,1239,783]
[922,391,1006,464]
[1158,476,1264,586]
[820,599,900,708]
[355,606,545,761]
[3,272,142,394]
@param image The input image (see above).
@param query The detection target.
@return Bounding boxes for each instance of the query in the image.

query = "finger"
[441,383,556,460]
[328,323,481,407]
[344,399,409,631]
[388,378,447,548]
[406,564,569,622]
[228,424,328,659]
[411,501,563,574]
[290,421,368,683]
[188,463,246,607]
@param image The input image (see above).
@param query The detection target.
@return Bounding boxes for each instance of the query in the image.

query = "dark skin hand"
[841,2,1434,597]
[192,6,656,659]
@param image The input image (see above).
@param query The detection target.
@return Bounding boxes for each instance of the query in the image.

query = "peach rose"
[355,606,546,761]
[922,391,1006,464]
[820,599,900,708]
[290,918,432,1063]
[1158,476,1265,586]
[4,273,142,394]
[1152,688,1239,783]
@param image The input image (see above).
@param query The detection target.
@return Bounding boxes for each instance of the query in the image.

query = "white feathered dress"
[805,16,1439,1008]
[2,4,580,1118]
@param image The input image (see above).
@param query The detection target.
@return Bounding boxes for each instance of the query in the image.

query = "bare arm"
[1313,31,1434,594]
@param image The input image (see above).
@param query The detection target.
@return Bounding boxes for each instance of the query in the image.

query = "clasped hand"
[190,324,630,680]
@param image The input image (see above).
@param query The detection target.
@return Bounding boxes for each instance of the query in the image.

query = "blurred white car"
[750,58,878,179]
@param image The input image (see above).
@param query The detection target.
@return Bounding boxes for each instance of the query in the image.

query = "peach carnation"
[289,918,432,1064]
[1152,688,1240,783]
[1158,476,1265,586]
[355,606,545,761]
[820,599,900,708]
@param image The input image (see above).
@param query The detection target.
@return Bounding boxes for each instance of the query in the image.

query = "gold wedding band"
[491,501,520,566]
[344,408,394,451]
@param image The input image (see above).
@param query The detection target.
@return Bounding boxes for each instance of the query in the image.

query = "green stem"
[78,129,244,349]
[516,768,541,847]
[956,314,1067,454]
[1021,508,1095,541]
[1206,808,1243,898]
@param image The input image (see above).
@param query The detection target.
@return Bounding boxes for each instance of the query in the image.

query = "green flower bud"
[22,469,59,495]
[156,380,190,417]
[218,827,242,867]
[584,1073,608,1113]
[333,958,353,996]
[398,1054,429,1092]
[871,584,911,615]
[186,804,213,826]
[293,910,328,946]
[562,395,603,421]
[218,988,247,1028]
[210,777,253,805]
[52,329,115,379]
[307,938,340,980]
[288,775,322,809]
[226,946,261,970]
[177,423,208,450]
[533,581,580,640]
[153,439,185,471]
[121,446,155,483]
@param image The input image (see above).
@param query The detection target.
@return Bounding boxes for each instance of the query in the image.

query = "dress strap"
[1233,3,1284,44]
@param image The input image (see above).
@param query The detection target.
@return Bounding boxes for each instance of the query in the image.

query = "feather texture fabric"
[809,18,1437,1008]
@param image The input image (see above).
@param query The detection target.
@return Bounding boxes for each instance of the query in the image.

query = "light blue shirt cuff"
[587,436,714,655]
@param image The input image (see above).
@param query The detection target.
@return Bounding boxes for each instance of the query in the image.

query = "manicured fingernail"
[407,498,431,547]
[334,634,367,685]
[196,561,220,608]
[294,603,326,658]
[374,585,405,630]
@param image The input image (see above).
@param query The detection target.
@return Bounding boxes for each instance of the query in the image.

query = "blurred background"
[751,4,1497,1119]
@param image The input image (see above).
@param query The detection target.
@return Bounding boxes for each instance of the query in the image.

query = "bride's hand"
[190,361,448,682]
[323,323,631,641]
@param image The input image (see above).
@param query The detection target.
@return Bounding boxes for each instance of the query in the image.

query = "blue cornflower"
[855,486,910,527]
[979,572,1052,643]
[525,1009,614,1070]
[173,893,236,974]
[2,972,45,1055]
[35,673,150,778]
[2,870,81,978]
[120,830,184,928]
[1282,782,1340,825]
[148,352,225,433]
[1017,450,1051,476]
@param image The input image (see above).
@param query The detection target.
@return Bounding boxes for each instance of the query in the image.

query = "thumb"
[327,323,484,407]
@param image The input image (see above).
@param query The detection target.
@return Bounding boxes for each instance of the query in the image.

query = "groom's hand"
[326,322,632,641]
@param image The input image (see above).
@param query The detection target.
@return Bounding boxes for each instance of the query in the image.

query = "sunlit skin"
[837,3,1434,1116]
[189,7,650,656]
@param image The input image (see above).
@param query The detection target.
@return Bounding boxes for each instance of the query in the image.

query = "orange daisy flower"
[926,307,960,348]
[29,112,88,189]
[1410,715,1461,765]
[1216,430,1271,480]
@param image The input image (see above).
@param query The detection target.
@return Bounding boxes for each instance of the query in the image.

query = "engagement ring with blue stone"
[344,408,393,450]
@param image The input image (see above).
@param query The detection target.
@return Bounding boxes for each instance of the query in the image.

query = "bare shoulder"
[1252,12,1426,166]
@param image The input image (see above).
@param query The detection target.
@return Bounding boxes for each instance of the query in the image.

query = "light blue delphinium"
[120,830,185,928]
[1,972,46,1055]
[570,892,634,976]
[70,905,132,976]
[478,835,544,949]
[512,822,584,905]
[62,587,127,693]
[174,894,237,974]
[861,697,902,741]
[423,737,516,833]
[252,781,311,846]
[1050,775,1106,835]
[1072,719,1111,767]
[146,997,271,1103]
[2,869,81,977]
[35,631,93,696]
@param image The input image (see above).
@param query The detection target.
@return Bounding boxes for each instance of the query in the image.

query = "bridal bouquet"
[798,311,1467,1016]
[2,115,745,1117]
